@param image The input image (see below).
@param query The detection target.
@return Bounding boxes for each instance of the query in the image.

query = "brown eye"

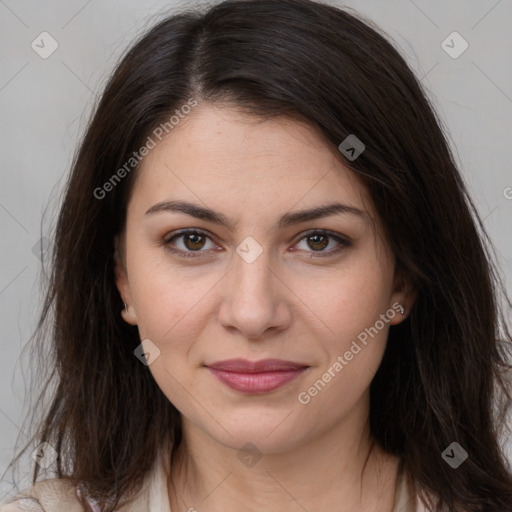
[163,229,351,260]
[182,232,206,250]
[294,230,351,257]
[306,233,329,251]
[163,230,216,258]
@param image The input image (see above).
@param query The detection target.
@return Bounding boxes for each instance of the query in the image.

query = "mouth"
[204,358,310,394]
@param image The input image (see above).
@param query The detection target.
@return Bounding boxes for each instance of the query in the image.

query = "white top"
[0,448,428,512]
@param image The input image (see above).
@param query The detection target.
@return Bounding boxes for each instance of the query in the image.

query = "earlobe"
[387,301,407,326]
[120,302,138,326]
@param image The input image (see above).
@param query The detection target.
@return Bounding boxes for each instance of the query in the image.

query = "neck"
[168,403,401,512]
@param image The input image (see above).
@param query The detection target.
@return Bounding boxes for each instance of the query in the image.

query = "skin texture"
[115,103,416,512]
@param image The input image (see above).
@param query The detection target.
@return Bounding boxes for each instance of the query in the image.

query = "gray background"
[1,0,511,499]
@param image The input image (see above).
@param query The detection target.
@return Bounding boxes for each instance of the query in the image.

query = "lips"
[207,358,308,372]
[205,358,309,393]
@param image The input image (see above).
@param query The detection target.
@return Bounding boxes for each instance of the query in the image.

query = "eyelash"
[162,229,352,259]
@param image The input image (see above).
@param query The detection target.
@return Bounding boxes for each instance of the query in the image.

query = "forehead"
[129,103,375,223]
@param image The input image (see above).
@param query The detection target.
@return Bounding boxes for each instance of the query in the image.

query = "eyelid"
[163,228,215,245]
[162,228,219,258]
[297,228,352,244]
[292,229,352,257]
[163,228,352,258]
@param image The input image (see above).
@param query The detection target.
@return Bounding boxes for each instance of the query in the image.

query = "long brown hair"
[4,1,512,511]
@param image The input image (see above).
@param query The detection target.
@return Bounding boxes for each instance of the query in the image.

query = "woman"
[2,0,512,511]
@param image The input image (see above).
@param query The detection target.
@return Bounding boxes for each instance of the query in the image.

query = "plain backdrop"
[1,0,511,500]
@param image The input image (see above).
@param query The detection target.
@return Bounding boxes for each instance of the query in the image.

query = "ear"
[114,234,138,326]
[388,267,417,326]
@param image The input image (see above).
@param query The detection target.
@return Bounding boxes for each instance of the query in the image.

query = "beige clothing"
[0,449,428,512]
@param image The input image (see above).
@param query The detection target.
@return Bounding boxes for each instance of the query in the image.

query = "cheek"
[129,265,212,415]
[295,250,393,397]
[127,246,212,339]
[299,254,393,344]
[127,257,220,400]
[299,309,390,419]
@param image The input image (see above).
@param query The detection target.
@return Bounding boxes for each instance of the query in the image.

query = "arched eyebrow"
[144,200,367,230]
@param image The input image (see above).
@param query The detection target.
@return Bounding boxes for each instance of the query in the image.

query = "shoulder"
[1,445,168,512]
[0,498,45,511]
[0,478,84,512]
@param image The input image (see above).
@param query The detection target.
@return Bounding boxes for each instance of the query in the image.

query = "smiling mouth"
[204,358,310,393]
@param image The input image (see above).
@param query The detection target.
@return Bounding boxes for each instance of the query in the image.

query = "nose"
[217,247,292,340]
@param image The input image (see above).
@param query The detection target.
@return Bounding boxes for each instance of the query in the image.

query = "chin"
[203,413,307,454]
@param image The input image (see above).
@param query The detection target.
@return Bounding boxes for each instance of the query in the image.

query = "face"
[115,103,413,454]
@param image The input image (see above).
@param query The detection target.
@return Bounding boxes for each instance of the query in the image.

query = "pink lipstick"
[205,358,309,394]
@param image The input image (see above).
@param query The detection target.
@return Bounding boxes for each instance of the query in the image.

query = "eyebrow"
[144,200,366,230]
